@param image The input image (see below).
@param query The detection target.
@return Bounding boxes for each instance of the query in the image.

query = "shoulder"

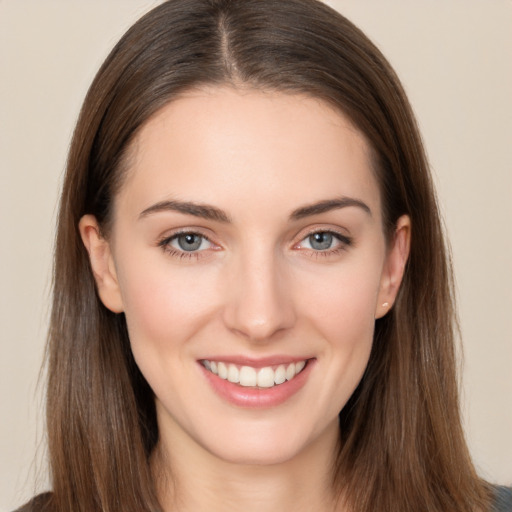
[10,487,512,512]
[12,493,53,512]
[492,486,512,512]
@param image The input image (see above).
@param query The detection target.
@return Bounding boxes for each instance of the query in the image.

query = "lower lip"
[200,360,315,408]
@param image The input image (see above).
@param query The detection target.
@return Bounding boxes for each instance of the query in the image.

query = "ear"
[79,215,124,313]
[375,215,411,319]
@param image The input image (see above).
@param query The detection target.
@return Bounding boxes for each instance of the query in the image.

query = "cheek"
[115,259,224,411]
[115,257,219,356]
[295,255,382,405]
[299,255,382,337]
[312,278,377,373]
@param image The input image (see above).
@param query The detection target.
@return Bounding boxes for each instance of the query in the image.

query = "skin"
[80,87,410,512]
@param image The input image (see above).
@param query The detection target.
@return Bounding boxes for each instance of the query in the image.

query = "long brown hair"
[38,0,491,510]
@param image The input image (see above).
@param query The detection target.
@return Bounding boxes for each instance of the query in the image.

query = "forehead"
[117,87,381,222]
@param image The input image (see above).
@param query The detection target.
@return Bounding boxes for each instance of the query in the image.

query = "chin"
[193,414,339,468]
[204,437,309,466]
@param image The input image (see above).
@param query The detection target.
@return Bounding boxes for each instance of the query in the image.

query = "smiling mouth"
[200,359,308,388]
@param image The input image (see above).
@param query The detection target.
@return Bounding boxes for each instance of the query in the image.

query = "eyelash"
[157,230,216,260]
[157,229,353,260]
[295,229,353,258]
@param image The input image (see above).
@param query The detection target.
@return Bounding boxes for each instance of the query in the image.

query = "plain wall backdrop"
[1,1,511,510]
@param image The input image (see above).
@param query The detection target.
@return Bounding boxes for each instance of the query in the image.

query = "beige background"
[1,1,510,510]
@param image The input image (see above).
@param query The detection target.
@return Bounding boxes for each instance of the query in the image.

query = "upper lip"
[198,355,314,368]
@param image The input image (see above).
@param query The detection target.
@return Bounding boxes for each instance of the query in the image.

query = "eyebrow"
[139,200,232,223]
[289,197,372,220]
[138,196,371,223]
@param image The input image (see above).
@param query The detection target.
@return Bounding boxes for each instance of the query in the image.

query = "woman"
[14,0,510,511]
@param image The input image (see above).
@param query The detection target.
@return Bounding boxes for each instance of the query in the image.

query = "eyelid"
[157,228,221,259]
[294,225,352,245]
[292,227,353,254]
[156,225,352,260]
[170,233,213,252]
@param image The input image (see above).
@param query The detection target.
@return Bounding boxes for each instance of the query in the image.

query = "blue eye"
[174,233,206,251]
[159,232,213,254]
[298,230,351,252]
[308,232,335,251]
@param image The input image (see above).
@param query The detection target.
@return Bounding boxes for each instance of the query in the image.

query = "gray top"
[14,486,512,511]
[493,486,512,511]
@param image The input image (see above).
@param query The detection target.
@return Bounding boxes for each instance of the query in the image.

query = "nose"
[222,248,296,342]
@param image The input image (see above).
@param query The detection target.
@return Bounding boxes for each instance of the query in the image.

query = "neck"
[153,419,344,512]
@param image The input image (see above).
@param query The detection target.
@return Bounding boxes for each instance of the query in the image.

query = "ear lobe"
[375,215,411,319]
[79,214,124,313]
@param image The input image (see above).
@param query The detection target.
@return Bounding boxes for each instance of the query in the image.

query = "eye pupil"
[178,234,202,251]
[309,232,333,251]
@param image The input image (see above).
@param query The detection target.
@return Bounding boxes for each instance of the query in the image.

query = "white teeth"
[285,363,295,381]
[257,367,275,388]
[227,364,240,383]
[202,359,308,388]
[274,365,286,385]
[239,366,257,387]
[295,360,306,373]
[217,362,228,379]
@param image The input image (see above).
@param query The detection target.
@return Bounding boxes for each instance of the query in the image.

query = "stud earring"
[382,302,389,308]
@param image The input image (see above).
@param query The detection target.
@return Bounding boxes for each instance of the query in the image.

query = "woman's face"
[81,87,409,466]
